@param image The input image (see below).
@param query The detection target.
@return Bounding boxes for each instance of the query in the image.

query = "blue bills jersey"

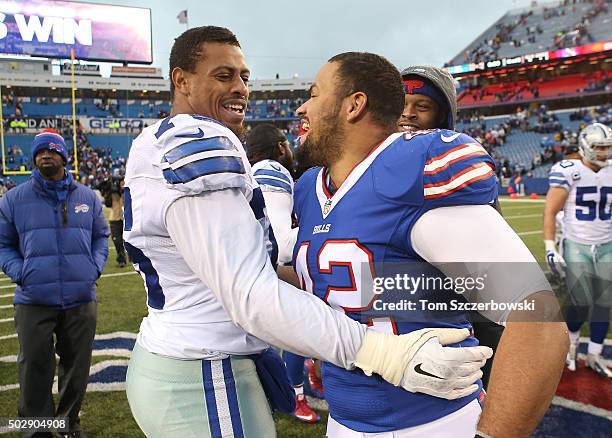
[293,129,498,432]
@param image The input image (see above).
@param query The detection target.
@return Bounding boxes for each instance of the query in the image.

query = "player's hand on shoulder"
[354,327,492,400]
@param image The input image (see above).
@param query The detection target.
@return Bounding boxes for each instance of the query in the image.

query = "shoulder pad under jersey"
[252,159,294,194]
[156,114,251,196]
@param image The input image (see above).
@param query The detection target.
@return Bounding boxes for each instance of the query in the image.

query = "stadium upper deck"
[446,0,610,67]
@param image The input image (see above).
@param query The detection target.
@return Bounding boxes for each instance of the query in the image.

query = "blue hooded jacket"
[0,172,109,309]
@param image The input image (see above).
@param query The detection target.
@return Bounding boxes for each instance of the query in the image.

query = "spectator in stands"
[5,177,16,191]
[532,152,542,167]
[15,99,23,117]
[0,129,109,437]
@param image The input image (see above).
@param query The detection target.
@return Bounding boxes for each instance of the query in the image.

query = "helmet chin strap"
[580,149,612,168]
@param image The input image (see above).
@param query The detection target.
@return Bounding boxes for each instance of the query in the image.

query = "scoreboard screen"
[0,0,153,64]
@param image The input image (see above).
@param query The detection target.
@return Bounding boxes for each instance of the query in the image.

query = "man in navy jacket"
[0,129,109,438]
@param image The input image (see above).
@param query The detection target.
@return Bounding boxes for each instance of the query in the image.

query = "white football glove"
[354,327,493,400]
[545,240,566,279]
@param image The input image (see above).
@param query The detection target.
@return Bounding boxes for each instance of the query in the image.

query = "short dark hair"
[328,52,404,128]
[169,26,241,100]
[246,124,287,165]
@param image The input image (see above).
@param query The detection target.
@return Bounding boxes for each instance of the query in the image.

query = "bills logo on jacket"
[75,204,90,213]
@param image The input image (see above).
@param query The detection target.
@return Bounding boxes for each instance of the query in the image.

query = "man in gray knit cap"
[399,65,504,391]
[399,65,457,131]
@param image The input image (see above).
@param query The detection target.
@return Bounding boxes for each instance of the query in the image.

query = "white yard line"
[0,330,137,343]
[0,270,137,289]
[499,198,546,204]
[98,271,137,279]
[517,230,543,236]
[95,331,137,340]
[552,396,612,420]
[504,214,542,219]
[501,206,543,211]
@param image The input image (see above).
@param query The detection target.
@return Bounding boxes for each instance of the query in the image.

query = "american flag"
[177,10,188,24]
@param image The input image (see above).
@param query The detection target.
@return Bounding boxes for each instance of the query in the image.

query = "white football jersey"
[549,159,612,245]
[252,159,294,196]
[124,114,271,359]
[252,160,296,264]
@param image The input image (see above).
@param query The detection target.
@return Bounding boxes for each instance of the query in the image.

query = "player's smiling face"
[398,94,441,131]
[295,62,345,167]
[184,42,249,137]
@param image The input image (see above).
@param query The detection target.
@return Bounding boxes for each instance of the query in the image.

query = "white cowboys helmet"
[578,123,612,167]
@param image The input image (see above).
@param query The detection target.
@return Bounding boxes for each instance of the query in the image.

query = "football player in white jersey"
[246,124,297,265]
[544,122,612,378]
[245,124,320,423]
[123,27,493,437]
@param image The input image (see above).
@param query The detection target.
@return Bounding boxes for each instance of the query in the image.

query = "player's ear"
[172,67,190,97]
[346,91,367,124]
[276,141,285,158]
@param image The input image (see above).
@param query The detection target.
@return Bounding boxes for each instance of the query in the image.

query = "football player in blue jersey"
[123,27,494,437]
[398,65,505,391]
[295,52,568,437]
[543,123,612,378]
[246,124,320,423]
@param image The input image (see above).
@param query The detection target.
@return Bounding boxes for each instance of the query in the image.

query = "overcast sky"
[80,0,536,79]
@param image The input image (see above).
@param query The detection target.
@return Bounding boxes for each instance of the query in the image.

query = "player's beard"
[227,122,245,140]
[297,102,345,169]
[277,153,295,176]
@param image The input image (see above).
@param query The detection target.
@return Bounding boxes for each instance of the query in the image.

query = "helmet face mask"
[578,123,612,167]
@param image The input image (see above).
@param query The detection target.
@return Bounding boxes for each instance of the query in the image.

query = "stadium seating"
[455,108,603,183]
[458,72,610,107]
[2,97,172,119]
[447,0,611,66]
[2,96,303,121]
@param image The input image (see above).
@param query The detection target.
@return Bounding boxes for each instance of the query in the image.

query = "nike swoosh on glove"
[354,327,493,400]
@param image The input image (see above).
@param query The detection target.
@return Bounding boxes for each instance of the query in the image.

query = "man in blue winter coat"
[0,129,109,438]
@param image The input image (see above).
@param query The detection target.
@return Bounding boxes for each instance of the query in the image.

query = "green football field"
[0,197,575,437]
